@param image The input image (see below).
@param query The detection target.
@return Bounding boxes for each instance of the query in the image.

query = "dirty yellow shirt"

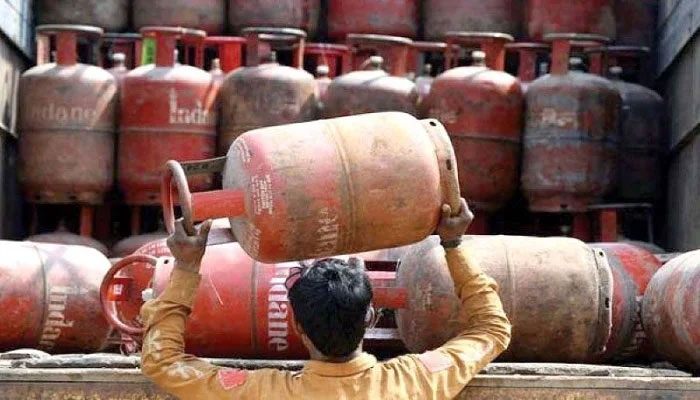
[140,246,512,400]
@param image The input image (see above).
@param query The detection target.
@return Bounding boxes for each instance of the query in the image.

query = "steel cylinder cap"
[471,50,486,66]
[316,64,330,77]
[569,57,585,70]
[423,63,432,75]
[609,66,623,77]
[112,52,126,63]
[365,55,384,70]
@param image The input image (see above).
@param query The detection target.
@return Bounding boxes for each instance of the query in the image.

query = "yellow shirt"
[140,246,512,400]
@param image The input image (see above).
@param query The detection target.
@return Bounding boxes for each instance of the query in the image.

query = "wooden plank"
[0,0,33,57]
[656,0,700,77]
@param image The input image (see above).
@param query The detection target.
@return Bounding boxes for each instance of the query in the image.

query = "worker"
[140,198,511,399]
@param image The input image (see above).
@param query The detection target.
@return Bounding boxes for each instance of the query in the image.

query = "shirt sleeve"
[386,244,512,400]
[140,267,281,399]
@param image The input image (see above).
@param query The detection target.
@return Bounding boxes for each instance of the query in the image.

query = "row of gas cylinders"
[0,236,697,373]
[18,24,663,218]
[37,0,657,47]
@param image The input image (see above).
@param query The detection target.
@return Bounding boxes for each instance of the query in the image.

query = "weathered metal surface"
[26,225,110,256]
[324,35,418,118]
[506,42,550,86]
[327,0,418,40]
[525,0,616,41]
[18,25,118,205]
[228,0,320,38]
[133,0,225,34]
[643,251,700,373]
[0,241,114,353]
[521,34,621,212]
[204,36,246,73]
[303,43,351,79]
[103,242,403,358]
[110,232,168,258]
[591,243,662,362]
[162,112,460,263]
[409,41,447,103]
[36,0,128,32]
[118,27,217,205]
[615,0,657,47]
[218,27,316,155]
[423,32,523,213]
[424,0,522,40]
[101,33,142,70]
[396,235,613,363]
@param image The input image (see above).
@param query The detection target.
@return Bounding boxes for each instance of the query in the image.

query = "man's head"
[288,258,373,359]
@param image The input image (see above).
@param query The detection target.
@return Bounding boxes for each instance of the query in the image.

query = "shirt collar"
[303,353,377,377]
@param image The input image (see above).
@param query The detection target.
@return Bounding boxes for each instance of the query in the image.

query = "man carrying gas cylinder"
[140,198,511,399]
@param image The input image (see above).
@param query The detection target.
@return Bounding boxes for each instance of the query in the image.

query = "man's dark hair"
[288,258,373,358]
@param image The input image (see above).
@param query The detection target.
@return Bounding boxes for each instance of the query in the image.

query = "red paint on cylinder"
[526,0,616,41]
[228,0,320,38]
[118,27,217,205]
[424,0,522,40]
[37,0,129,32]
[327,0,418,40]
[133,0,226,34]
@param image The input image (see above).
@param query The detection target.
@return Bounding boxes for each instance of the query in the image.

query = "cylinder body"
[423,45,523,212]
[395,235,613,363]
[133,0,226,34]
[327,0,418,40]
[526,0,616,41]
[26,231,109,256]
[642,251,700,373]
[218,62,316,155]
[119,32,217,205]
[228,0,320,38]
[37,0,128,32]
[0,241,113,353]
[614,0,657,47]
[522,53,621,212]
[592,243,661,362]
[611,78,664,202]
[19,29,118,205]
[424,0,521,40]
[221,112,459,263]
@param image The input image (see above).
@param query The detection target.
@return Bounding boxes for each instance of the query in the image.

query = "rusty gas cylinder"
[324,35,418,118]
[327,0,418,40]
[424,0,521,40]
[521,34,621,212]
[586,46,664,203]
[410,41,448,103]
[204,37,246,73]
[26,221,110,256]
[505,42,550,90]
[395,235,613,363]
[102,242,403,358]
[218,28,316,155]
[642,251,700,373]
[37,0,128,32]
[19,25,118,206]
[118,27,217,205]
[302,43,352,79]
[526,0,616,41]
[422,33,523,215]
[162,112,460,263]
[133,0,225,34]
[111,232,169,258]
[615,0,657,47]
[228,0,320,38]
[0,241,113,353]
[591,243,662,362]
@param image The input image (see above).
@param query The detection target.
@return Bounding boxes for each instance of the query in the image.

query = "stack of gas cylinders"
[4,0,697,376]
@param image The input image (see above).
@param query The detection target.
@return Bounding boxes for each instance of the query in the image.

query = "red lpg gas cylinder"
[101,33,142,70]
[0,241,114,353]
[19,25,118,206]
[422,33,523,219]
[162,112,460,263]
[228,0,320,38]
[409,41,448,103]
[37,0,128,32]
[302,43,352,79]
[643,251,700,373]
[118,27,217,206]
[324,35,418,118]
[591,243,662,362]
[521,34,621,212]
[424,0,522,40]
[101,242,404,358]
[204,37,246,73]
[327,0,418,40]
[585,46,664,203]
[26,221,110,256]
[506,42,550,89]
[395,235,613,363]
[218,28,316,155]
[133,0,225,34]
[615,0,657,47]
[526,0,616,41]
